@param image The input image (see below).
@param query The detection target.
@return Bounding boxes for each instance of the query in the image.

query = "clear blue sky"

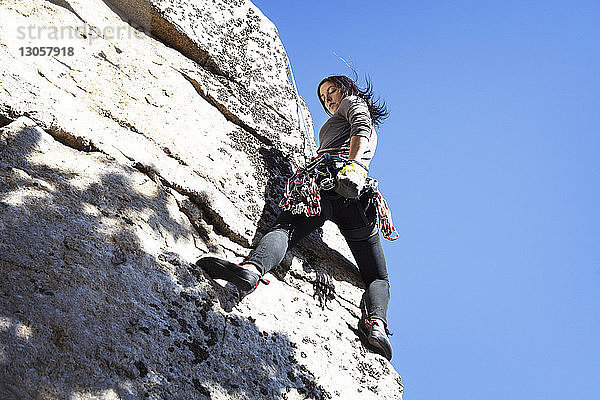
[252,1,600,398]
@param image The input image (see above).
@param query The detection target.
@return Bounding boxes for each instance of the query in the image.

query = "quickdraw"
[279,152,399,241]
[279,151,346,217]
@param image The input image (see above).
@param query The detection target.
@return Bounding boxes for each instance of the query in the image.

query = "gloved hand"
[335,161,368,198]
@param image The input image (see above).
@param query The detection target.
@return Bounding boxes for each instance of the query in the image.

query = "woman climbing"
[197,75,397,361]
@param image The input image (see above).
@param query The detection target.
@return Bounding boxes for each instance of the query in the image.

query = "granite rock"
[0,1,402,399]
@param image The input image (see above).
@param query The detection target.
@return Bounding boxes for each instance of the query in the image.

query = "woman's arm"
[349,135,370,164]
[339,96,374,166]
[336,136,369,198]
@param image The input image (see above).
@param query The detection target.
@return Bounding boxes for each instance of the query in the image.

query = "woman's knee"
[258,227,291,250]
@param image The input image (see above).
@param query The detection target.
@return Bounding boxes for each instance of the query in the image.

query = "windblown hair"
[317,75,389,126]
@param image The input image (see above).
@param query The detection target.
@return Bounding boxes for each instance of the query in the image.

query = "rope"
[280,153,399,241]
[278,167,322,217]
[278,152,346,217]
[284,52,316,159]
[375,191,399,241]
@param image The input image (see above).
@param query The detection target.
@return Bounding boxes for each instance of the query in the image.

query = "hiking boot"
[196,257,268,292]
[358,317,393,361]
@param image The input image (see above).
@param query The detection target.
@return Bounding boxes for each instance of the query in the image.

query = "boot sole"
[196,257,256,291]
[358,323,393,361]
[368,335,392,361]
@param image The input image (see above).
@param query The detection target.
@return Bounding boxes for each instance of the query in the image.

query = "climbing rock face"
[0,1,402,400]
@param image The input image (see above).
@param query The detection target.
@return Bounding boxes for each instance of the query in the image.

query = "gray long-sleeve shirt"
[317,95,377,167]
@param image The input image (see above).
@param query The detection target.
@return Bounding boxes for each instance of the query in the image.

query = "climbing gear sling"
[278,152,399,241]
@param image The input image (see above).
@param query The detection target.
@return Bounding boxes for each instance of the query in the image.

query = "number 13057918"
[19,47,74,56]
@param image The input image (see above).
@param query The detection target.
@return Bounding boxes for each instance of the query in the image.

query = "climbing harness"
[279,152,399,241]
[362,178,399,241]
[278,151,347,217]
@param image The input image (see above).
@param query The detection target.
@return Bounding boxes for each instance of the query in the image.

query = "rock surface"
[0,1,402,399]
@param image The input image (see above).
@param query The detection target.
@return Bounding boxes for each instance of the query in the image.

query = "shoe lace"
[258,277,270,285]
[238,263,270,287]
[365,318,393,336]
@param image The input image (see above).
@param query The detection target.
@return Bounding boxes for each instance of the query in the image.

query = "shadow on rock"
[0,121,330,400]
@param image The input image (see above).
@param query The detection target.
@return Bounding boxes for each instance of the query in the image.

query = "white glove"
[335,161,368,198]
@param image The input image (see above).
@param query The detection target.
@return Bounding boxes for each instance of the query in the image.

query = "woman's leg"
[244,210,326,275]
[333,193,393,360]
[196,210,325,291]
[347,233,390,324]
[331,192,390,323]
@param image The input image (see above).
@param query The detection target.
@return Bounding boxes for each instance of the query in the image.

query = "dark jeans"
[245,190,390,324]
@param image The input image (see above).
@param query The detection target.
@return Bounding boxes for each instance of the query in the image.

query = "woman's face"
[319,81,345,114]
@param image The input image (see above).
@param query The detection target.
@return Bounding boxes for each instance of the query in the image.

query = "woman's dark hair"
[317,75,389,126]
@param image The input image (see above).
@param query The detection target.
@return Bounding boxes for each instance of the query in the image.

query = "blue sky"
[252,1,600,398]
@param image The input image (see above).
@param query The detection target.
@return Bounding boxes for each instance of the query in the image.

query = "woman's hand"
[335,161,368,198]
